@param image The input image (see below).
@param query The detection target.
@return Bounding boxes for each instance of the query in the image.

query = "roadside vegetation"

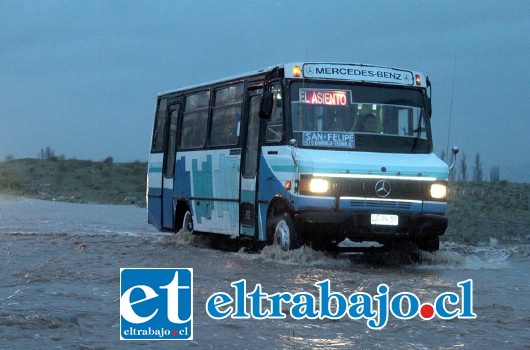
[0,158,528,245]
[0,158,146,206]
[444,182,529,245]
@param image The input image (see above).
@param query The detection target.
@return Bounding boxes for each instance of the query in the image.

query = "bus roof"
[158,62,427,97]
[157,65,276,97]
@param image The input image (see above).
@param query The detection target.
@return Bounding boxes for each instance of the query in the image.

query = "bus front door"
[240,91,263,238]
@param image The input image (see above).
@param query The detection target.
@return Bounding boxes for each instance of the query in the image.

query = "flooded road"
[1,195,529,349]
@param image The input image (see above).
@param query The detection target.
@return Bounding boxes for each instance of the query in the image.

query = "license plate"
[371,214,399,226]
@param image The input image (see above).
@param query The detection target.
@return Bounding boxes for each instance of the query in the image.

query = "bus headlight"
[309,179,330,193]
[430,183,447,199]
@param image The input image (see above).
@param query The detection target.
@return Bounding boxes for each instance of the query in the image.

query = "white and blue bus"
[147,62,449,252]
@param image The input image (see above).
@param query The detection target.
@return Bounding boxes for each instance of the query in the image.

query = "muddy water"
[0,195,529,349]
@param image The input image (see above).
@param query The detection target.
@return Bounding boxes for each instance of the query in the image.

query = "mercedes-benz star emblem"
[375,180,391,198]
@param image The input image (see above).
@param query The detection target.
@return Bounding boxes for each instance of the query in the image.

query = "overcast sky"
[1,1,529,182]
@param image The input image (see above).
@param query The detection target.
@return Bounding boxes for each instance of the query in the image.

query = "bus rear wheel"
[182,210,193,232]
[271,213,300,251]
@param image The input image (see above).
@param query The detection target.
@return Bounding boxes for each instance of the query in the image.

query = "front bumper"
[294,211,447,242]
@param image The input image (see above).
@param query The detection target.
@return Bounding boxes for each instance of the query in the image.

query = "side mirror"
[426,98,432,117]
[259,92,273,119]
[449,145,459,172]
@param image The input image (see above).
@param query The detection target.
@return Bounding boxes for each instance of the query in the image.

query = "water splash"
[255,244,350,268]
[416,241,513,270]
[162,230,525,271]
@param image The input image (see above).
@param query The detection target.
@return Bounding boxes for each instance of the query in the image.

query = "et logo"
[120,268,193,340]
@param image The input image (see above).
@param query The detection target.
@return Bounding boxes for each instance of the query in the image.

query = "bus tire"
[182,210,193,232]
[271,213,300,251]
[416,236,440,252]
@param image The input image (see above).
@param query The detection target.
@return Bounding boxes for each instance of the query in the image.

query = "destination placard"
[302,132,355,148]
[299,89,350,106]
[303,63,414,85]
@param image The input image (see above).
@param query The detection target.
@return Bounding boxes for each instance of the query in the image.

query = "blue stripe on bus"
[174,157,191,198]
[258,154,292,240]
[192,156,214,224]
[147,187,162,196]
[149,165,163,173]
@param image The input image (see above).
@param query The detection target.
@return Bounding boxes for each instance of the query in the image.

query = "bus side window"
[210,106,240,146]
[152,98,168,152]
[210,84,243,147]
[181,111,208,149]
[266,83,283,142]
[180,91,210,149]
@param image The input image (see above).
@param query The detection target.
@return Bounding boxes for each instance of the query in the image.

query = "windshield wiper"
[411,110,424,153]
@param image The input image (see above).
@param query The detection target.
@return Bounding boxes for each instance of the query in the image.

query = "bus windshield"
[290,82,431,153]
